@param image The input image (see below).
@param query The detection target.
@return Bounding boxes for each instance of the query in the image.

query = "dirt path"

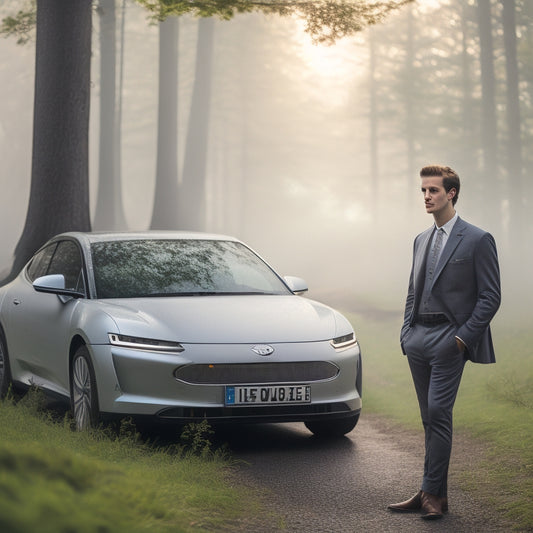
[223,414,515,532]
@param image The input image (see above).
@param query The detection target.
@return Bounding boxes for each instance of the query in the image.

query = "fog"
[1,0,531,319]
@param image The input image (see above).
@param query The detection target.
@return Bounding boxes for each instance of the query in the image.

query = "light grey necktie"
[427,228,444,280]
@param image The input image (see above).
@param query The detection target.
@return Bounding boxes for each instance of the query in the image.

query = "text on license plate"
[225,385,311,405]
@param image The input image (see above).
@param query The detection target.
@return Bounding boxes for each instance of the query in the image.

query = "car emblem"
[251,344,275,356]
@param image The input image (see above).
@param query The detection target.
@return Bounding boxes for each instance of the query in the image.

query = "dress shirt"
[430,212,458,264]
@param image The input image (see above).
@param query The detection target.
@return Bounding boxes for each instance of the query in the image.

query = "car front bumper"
[90,340,362,423]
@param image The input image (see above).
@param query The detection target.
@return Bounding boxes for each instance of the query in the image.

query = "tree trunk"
[150,17,179,229]
[501,0,523,245]
[476,0,499,221]
[404,5,415,210]
[2,0,92,284]
[93,0,128,230]
[177,17,215,231]
[368,27,379,221]
[460,1,475,182]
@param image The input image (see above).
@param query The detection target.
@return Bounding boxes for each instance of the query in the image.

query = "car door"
[6,240,86,396]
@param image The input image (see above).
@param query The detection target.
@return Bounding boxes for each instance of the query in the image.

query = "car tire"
[0,332,12,399]
[70,345,99,431]
[304,412,360,438]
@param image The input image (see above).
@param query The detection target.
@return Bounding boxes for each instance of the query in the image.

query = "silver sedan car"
[0,232,362,436]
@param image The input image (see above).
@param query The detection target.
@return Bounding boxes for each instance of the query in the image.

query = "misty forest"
[0,0,532,318]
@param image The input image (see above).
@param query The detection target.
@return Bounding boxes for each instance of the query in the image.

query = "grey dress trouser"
[402,321,466,497]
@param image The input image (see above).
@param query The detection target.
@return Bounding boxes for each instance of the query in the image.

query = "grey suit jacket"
[401,217,501,364]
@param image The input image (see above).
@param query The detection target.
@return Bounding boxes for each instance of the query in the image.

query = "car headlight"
[108,333,184,353]
[330,332,357,350]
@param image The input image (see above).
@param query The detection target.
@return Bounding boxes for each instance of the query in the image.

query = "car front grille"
[174,361,339,385]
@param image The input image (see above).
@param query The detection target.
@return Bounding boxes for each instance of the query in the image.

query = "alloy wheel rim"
[72,356,92,430]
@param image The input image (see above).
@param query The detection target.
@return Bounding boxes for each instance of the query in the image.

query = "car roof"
[53,231,240,246]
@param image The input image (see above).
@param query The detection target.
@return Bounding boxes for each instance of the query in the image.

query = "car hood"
[97,295,351,344]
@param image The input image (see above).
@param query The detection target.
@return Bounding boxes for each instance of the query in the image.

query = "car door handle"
[13,299,21,305]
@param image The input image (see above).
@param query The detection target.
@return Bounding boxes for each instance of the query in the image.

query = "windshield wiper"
[137,291,277,297]
[133,292,216,297]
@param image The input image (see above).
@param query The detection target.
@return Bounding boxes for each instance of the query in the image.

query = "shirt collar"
[435,212,458,235]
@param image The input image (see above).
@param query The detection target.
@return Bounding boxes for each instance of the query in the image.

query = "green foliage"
[136,0,413,43]
[1,0,413,47]
[13,384,48,413]
[0,0,35,45]
[117,416,143,442]
[486,372,533,410]
[179,420,215,456]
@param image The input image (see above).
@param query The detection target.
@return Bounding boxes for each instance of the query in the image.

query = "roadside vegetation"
[0,392,261,533]
[349,308,533,531]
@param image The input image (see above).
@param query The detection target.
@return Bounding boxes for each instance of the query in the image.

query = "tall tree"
[501,0,523,245]
[459,0,476,182]
[368,26,379,221]
[177,17,215,231]
[150,16,180,229]
[404,3,415,209]
[517,0,533,222]
[476,0,499,220]
[2,0,92,284]
[93,0,128,230]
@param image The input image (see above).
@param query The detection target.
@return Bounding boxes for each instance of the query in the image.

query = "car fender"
[305,299,354,339]
[69,300,120,346]
[68,302,122,409]
[332,310,355,338]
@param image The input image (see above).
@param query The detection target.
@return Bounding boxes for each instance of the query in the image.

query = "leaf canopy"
[136,0,413,44]
[0,0,36,45]
[2,0,411,45]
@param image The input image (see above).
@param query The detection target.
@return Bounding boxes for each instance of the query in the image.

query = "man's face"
[421,176,454,216]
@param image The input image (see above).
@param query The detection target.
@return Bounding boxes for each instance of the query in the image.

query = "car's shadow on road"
[134,419,356,458]
[212,422,356,455]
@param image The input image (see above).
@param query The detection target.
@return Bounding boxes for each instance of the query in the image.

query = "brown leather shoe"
[388,491,423,512]
[421,491,444,520]
[388,490,449,514]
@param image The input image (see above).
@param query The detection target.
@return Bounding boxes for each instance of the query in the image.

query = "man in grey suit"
[388,165,501,520]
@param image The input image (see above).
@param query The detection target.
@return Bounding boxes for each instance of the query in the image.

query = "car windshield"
[91,239,291,299]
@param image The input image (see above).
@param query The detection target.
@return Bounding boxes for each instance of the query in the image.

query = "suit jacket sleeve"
[400,239,417,353]
[455,232,501,351]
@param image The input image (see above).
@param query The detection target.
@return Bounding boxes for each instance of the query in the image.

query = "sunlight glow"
[298,32,353,78]
[293,19,359,106]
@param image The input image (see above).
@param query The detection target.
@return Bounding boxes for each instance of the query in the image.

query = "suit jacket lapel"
[413,227,434,293]
[432,217,466,286]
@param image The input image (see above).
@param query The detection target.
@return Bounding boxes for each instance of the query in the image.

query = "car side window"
[26,243,58,282]
[47,241,86,294]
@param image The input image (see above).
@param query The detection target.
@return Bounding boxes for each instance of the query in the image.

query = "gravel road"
[219,414,515,532]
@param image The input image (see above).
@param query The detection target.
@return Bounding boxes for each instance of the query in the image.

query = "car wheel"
[70,346,99,431]
[304,413,360,438]
[0,333,12,399]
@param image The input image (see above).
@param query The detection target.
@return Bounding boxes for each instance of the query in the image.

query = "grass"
[0,393,261,533]
[348,310,533,531]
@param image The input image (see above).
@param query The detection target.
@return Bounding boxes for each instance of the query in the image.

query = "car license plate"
[225,385,311,405]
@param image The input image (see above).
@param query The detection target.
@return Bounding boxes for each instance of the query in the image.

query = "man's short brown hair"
[420,165,460,206]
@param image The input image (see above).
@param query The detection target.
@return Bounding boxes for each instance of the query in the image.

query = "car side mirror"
[284,276,308,295]
[33,274,85,299]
